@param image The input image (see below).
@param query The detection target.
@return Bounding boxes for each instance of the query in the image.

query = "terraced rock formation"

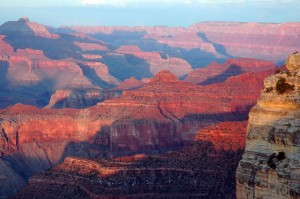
[236,53,300,198]
[14,121,247,198]
[0,69,267,198]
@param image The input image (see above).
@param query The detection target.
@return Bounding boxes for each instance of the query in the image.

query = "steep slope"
[111,77,145,91]
[0,17,59,39]
[236,53,300,198]
[61,22,300,64]
[0,22,121,108]
[116,45,193,77]
[184,58,275,85]
[14,121,247,199]
[189,22,300,62]
[0,69,267,198]
[45,89,121,109]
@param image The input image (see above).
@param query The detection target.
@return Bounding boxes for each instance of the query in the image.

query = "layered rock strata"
[14,121,247,199]
[0,70,265,198]
[236,53,300,198]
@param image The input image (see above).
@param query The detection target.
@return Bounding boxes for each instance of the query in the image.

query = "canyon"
[0,68,272,198]
[0,17,299,198]
[0,18,299,109]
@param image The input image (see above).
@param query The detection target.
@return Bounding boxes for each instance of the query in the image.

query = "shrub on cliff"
[275,77,294,94]
[277,152,286,161]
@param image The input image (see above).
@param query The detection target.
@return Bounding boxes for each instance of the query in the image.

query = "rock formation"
[236,53,300,198]
[184,58,275,85]
[0,69,267,198]
[0,17,59,39]
[62,22,300,63]
[116,45,193,77]
[13,121,247,199]
[45,89,121,109]
[0,18,299,109]
[112,77,144,91]
[189,22,300,62]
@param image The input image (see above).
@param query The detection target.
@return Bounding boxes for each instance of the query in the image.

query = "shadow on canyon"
[101,53,153,81]
[197,32,232,58]
[0,60,51,108]
[1,28,109,61]
[12,139,245,199]
[91,30,227,69]
[1,108,252,198]
[198,65,244,85]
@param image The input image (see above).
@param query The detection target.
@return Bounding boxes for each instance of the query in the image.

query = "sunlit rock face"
[0,17,59,39]
[184,58,275,85]
[189,22,300,62]
[13,121,247,199]
[236,53,300,199]
[0,69,268,198]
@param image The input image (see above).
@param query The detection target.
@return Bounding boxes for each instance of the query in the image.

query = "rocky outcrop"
[0,69,268,197]
[62,22,300,63]
[189,22,300,62]
[0,44,122,108]
[112,77,144,91]
[0,17,59,39]
[195,121,247,151]
[236,54,300,198]
[45,89,121,109]
[74,41,108,51]
[184,58,275,85]
[286,52,300,71]
[14,120,247,199]
[116,45,193,77]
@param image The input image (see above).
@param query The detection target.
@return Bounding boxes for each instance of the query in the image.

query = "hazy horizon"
[0,0,299,27]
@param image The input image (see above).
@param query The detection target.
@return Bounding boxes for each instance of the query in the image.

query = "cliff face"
[63,22,300,63]
[189,22,300,62]
[184,58,275,85]
[14,121,247,199]
[236,53,300,199]
[0,70,265,198]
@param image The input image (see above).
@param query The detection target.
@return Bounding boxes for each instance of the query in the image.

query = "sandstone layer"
[184,58,275,85]
[236,54,300,198]
[0,70,266,198]
[14,121,247,199]
[62,22,300,63]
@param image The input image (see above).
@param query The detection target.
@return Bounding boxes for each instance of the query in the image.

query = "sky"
[0,0,299,27]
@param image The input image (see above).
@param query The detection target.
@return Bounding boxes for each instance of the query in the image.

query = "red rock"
[45,89,121,109]
[0,35,14,55]
[116,45,193,77]
[0,69,270,198]
[74,41,108,51]
[81,54,102,60]
[189,22,300,62]
[0,17,59,39]
[12,121,247,198]
[63,22,300,62]
[185,58,275,84]
[112,77,144,91]
[194,121,247,151]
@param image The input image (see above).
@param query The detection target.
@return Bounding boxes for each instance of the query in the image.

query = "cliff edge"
[236,53,300,199]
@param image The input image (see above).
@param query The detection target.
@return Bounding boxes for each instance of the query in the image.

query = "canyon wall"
[13,121,247,199]
[0,70,267,198]
[236,53,300,198]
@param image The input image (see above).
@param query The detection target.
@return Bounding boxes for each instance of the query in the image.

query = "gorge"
[0,17,299,198]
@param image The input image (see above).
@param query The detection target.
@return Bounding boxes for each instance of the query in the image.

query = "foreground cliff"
[236,53,300,198]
